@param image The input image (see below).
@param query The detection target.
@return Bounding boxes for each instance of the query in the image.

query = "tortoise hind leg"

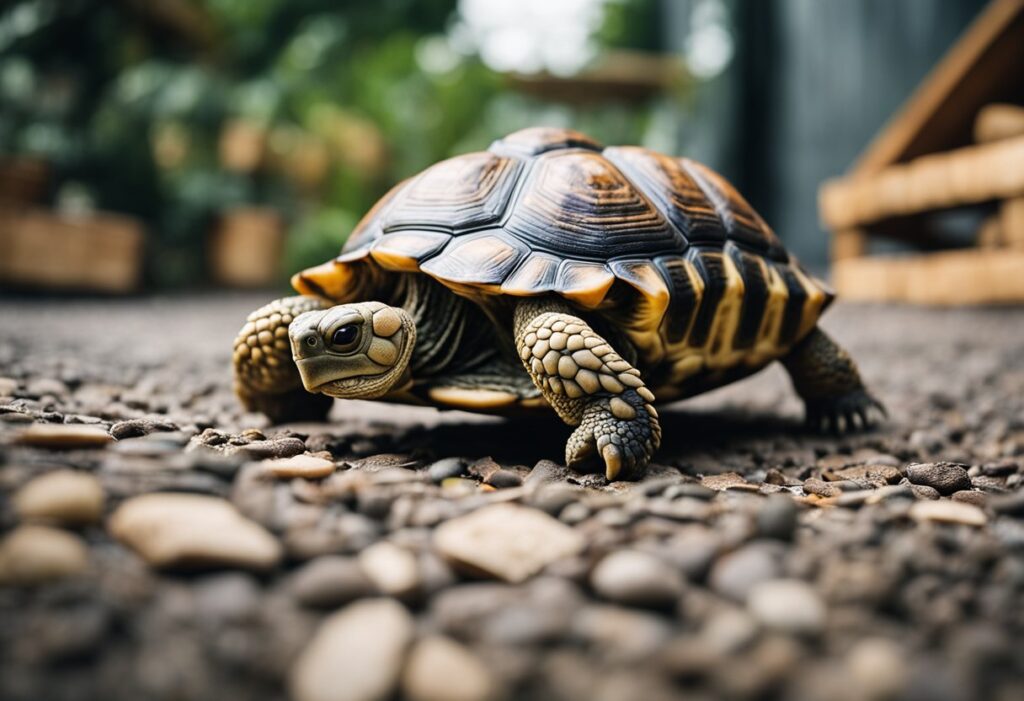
[781,327,886,433]
[233,296,333,423]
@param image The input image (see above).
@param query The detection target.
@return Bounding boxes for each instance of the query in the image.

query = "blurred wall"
[666,0,989,270]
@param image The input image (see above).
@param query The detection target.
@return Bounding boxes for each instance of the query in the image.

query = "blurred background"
[0,0,990,291]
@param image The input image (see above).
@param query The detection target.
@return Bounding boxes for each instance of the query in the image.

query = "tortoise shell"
[293,127,832,401]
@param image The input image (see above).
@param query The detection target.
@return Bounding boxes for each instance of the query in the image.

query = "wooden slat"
[831,229,868,261]
[976,215,1003,248]
[974,103,1024,143]
[833,249,1024,304]
[1001,197,1024,247]
[852,0,1024,174]
[820,135,1024,229]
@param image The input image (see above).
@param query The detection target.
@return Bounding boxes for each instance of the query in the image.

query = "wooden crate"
[208,207,284,287]
[0,210,144,293]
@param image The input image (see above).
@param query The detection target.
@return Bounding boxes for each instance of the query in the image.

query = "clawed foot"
[805,389,887,434]
[566,390,661,481]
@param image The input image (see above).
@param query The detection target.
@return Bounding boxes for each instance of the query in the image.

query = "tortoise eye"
[331,325,359,349]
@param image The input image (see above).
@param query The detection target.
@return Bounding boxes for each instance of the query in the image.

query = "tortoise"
[233,127,884,480]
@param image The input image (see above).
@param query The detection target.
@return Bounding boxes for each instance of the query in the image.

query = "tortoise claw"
[806,390,887,435]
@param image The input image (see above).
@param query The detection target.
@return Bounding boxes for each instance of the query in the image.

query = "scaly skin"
[514,299,661,480]
[232,296,332,423]
[782,327,887,433]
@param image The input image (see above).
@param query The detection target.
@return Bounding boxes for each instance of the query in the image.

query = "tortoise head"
[289,302,416,400]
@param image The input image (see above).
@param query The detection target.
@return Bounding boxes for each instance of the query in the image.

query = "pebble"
[401,635,496,701]
[709,542,784,601]
[990,491,1024,517]
[434,504,584,583]
[358,542,420,597]
[747,578,826,635]
[288,556,375,608]
[485,469,523,489]
[0,376,18,395]
[524,459,572,487]
[262,454,336,479]
[289,598,414,701]
[951,490,987,508]
[15,423,112,448]
[231,437,307,459]
[110,418,178,440]
[0,525,90,584]
[756,494,798,540]
[590,549,684,607]
[108,493,283,570]
[13,470,105,525]
[845,638,907,700]
[426,458,466,483]
[906,462,972,495]
[803,478,840,498]
[701,472,758,492]
[571,605,673,664]
[909,500,987,527]
[909,484,941,500]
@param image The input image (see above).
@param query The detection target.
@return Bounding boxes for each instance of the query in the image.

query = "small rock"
[401,635,496,701]
[524,460,572,487]
[434,504,584,583]
[262,454,336,479]
[358,542,420,597]
[0,525,90,584]
[14,469,105,525]
[845,638,907,700]
[590,549,684,607]
[0,376,18,395]
[108,493,283,570]
[485,469,523,489]
[289,598,414,701]
[232,437,307,460]
[709,542,784,601]
[906,462,972,495]
[571,604,673,663]
[16,423,112,448]
[803,478,839,498]
[909,499,987,527]
[109,418,178,440]
[756,495,798,541]
[701,472,758,492]
[990,491,1024,517]
[747,578,826,635]
[427,458,466,483]
[909,484,941,500]
[950,490,987,508]
[288,556,375,608]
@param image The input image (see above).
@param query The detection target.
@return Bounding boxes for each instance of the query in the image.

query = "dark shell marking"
[294,127,833,393]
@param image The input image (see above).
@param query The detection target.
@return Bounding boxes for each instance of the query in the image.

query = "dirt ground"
[1,293,1023,701]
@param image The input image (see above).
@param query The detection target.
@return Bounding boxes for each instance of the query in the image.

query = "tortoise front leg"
[514,299,661,480]
[233,296,333,423]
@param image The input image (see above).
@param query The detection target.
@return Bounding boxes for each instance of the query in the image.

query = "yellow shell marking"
[427,387,521,409]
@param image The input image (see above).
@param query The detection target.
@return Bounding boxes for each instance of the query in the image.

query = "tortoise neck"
[394,275,473,378]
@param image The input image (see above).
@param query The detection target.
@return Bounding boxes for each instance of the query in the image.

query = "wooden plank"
[833,249,1024,305]
[831,229,868,261]
[852,0,1024,175]
[0,210,144,292]
[1001,197,1024,247]
[820,135,1024,229]
[208,207,284,287]
[976,215,1003,248]
[975,103,1024,142]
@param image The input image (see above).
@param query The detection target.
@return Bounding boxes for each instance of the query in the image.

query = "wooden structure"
[818,0,1024,304]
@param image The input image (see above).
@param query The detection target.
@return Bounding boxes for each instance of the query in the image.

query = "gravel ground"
[1,293,1023,701]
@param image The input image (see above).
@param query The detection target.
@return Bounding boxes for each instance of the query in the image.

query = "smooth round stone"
[358,542,420,597]
[590,549,684,607]
[290,598,415,701]
[401,635,496,701]
[844,638,907,699]
[485,469,523,489]
[747,578,826,635]
[709,542,784,601]
[14,470,105,525]
[427,458,467,483]
[756,494,798,541]
[262,454,336,479]
[434,504,584,583]
[909,499,987,527]
[108,493,283,570]
[16,423,112,448]
[288,556,375,608]
[0,525,90,585]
